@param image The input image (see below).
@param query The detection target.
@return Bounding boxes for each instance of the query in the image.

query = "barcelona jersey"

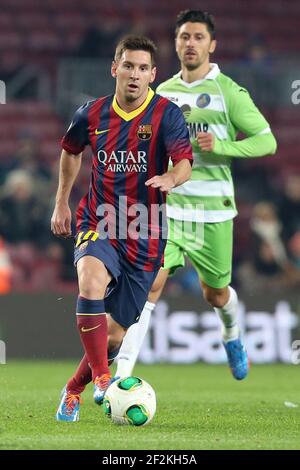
[61,88,193,271]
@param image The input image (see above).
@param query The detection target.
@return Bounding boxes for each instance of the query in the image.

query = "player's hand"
[145,173,176,193]
[197,132,215,152]
[51,202,72,238]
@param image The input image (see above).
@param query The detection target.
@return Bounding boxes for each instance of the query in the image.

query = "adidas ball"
[103,376,156,426]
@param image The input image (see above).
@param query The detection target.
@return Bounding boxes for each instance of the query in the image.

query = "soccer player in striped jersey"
[116,10,277,380]
[51,35,193,421]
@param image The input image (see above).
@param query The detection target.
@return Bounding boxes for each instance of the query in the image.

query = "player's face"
[175,22,216,71]
[112,50,156,103]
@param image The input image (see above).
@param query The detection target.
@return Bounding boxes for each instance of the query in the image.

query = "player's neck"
[115,89,149,113]
[181,62,211,83]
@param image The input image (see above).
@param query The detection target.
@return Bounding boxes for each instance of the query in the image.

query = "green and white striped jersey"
[157,63,277,223]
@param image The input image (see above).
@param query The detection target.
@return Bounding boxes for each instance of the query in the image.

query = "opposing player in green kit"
[116,10,277,379]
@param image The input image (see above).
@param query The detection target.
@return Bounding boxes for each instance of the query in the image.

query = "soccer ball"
[103,376,156,426]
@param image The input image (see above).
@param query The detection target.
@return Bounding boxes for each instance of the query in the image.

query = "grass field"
[0,361,299,450]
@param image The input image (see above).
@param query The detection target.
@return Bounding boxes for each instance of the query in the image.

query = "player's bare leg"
[201,280,248,380]
[107,315,126,346]
[148,268,170,303]
[116,268,170,378]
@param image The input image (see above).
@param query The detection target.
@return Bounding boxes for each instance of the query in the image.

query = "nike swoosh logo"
[81,324,101,333]
[95,129,109,135]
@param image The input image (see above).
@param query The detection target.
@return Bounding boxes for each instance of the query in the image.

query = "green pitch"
[0,361,299,450]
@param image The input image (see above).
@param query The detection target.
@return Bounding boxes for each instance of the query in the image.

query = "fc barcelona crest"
[137,124,152,140]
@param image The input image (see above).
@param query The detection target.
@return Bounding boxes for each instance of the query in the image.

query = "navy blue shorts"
[74,231,158,329]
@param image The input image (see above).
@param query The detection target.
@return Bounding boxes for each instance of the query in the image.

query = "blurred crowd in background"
[0,0,299,295]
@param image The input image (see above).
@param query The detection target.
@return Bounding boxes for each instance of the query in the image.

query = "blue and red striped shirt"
[61,89,193,271]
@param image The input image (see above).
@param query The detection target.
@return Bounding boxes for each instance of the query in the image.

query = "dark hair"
[175,10,216,40]
[114,35,157,66]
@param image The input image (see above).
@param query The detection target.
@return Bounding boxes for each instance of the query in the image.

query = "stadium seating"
[0,0,299,69]
[0,101,63,163]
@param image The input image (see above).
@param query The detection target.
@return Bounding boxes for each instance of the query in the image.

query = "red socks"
[67,354,91,394]
[77,315,110,381]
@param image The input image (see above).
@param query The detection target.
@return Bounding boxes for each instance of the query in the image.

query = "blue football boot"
[93,373,119,406]
[223,337,249,380]
[56,387,81,422]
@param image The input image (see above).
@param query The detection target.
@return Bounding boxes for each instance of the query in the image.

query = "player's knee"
[203,286,228,308]
[78,269,108,298]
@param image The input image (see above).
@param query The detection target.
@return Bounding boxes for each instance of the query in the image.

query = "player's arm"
[51,102,90,237]
[145,103,193,193]
[51,150,82,238]
[145,159,192,193]
[197,86,277,158]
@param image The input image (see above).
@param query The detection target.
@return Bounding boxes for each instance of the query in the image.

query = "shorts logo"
[78,241,89,251]
[137,124,152,140]
[196,93,211,108]
[76,230,99,248]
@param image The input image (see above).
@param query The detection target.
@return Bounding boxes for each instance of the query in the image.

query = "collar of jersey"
[174,63,220,88]
[112,88,154,121]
